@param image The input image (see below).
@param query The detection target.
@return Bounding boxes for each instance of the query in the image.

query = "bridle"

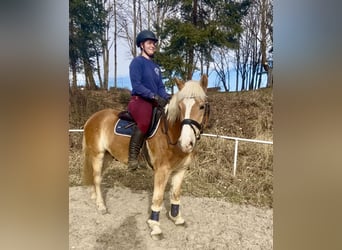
[181,119,202,140]
[180,100,210,140]
[162,98,210,144]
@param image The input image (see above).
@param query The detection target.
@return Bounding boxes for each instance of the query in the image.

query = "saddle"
[114,107,163,138]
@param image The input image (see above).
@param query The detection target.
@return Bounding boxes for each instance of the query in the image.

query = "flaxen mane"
[167,80,207,125]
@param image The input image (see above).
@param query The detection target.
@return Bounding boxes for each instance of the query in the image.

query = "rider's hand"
[153,95,168,107]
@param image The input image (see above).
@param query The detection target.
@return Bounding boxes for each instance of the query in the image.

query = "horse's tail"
[82,135,94,185]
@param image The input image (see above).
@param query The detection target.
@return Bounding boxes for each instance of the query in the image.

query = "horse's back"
[84,108,119,131]
[85,108,118,125]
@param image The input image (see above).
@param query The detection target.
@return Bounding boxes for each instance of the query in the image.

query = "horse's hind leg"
[168,168,186,225]
[91,152,107,214]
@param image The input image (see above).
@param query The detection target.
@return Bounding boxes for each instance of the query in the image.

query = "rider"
[127,30,171,171]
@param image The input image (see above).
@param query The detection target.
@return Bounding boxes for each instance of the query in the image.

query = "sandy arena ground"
[69,185,272,249]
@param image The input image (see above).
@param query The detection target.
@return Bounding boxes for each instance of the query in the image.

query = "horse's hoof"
[168,211,185,225]
[99,208,108,215]
[97,204,107,214]
[151,233,164,241]
[147,219,163,239]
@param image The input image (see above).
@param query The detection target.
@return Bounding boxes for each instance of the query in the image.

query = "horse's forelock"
[178,81,206,99]
[167,80,206,124]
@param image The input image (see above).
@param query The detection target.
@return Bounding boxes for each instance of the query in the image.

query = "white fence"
[201,133,273,176]
[69,129,273,176]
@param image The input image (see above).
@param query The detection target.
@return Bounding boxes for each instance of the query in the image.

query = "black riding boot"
[128,126,145,171]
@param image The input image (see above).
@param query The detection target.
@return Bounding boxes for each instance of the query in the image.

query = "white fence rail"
[69,129,84,132]
[68,129,273,176]
[201,133,273,176]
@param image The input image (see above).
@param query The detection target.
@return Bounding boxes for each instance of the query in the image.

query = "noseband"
[180,101,210,140]
[181,119,202,140]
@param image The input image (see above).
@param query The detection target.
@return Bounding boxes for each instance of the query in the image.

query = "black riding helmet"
[136,30,158,48]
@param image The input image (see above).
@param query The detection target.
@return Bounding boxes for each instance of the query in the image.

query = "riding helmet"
[136,30,158,47]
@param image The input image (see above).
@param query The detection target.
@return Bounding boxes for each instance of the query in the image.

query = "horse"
[82,74,209,239]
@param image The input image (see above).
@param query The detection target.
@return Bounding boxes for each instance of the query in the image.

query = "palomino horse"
[82,74,209,238]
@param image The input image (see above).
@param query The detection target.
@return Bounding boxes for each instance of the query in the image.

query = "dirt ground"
[69,185,273,249]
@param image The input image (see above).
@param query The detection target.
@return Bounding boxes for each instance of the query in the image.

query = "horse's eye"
[199,105,205,110]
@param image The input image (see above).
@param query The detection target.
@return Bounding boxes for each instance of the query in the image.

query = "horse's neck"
[163,116,182,143]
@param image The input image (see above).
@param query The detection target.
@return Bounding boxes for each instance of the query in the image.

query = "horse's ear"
[200,74,208,92]
[174,78,185,90]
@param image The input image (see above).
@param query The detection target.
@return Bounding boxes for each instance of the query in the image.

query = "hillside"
[69,87,273,207]
[205,88,273,140]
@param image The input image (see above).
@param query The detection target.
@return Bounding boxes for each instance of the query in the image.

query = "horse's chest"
[145,142,193,169]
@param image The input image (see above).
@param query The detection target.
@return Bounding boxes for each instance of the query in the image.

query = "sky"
[111,38,131,78]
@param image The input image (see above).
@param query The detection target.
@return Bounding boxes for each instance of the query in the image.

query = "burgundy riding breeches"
[127,95,153,134]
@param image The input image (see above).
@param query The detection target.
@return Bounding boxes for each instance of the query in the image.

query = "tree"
[158,0,250,82]
[234,0,273,91]
[69,0,107,89]
[259,0,273,87]
[70,0,272,92]
[69,0,84,89]
[99,0,114,90]
[113,0,118,88]
[212,48,232,91]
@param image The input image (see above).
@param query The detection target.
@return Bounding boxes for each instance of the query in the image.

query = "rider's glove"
[153,95,168,108]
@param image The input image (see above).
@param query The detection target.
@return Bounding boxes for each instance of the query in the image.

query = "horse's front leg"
[147,167,170,239]
[168,168,186,225]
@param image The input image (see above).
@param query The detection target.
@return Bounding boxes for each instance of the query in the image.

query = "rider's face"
[141,40,157,57]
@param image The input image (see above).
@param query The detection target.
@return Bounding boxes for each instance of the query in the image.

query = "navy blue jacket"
[129,56,170,100]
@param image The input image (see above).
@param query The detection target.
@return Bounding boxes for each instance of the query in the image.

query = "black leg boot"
[128,126,146,171]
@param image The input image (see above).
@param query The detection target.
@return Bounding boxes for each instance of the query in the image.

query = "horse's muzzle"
[178,139,194,153]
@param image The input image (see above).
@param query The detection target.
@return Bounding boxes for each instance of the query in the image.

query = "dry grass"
[69,87,273,208]
[188,137,273,207]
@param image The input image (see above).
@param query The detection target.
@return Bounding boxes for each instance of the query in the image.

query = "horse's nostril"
[190,141,193,147]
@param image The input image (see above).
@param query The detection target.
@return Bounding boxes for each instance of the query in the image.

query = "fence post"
[233,139,239,176]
